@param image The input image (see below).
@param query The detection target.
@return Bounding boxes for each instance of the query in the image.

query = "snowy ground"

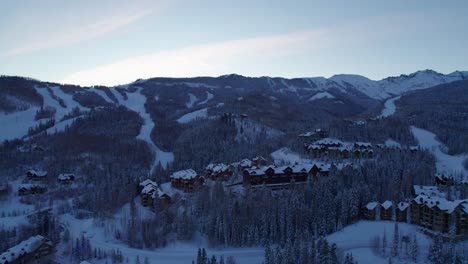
[60,213,263,264]
[0,107,40,141]
[197,91,214,105]
[177,108,208,124]
[410,126,468,179]
[327,221,431,264]
[270,147,311,165]
[309,92,335,101]
[378,95,401,118]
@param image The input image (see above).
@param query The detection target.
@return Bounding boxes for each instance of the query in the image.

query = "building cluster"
[364,185,468,240]
[170,169,205,191]
[0,235,53,264]
[18,170,76,196]
[305,138,374,159]
[138,180,172,209]
[243,162,352,190]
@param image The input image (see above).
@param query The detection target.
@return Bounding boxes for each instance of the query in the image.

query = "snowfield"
[410,126,468,179]
[309,92,335,101]
[271,147,311,165]
[327,221,431,264]
[177,108,208,124]
[0,107,40,141]
[378,95,401,118]
[60,213,263,264]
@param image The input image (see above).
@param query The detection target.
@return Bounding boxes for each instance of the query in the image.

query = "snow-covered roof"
[413,185,446,198]
[298,132,314,137]
[366,201,379,210]
[354,142,372,147]
[381,200,393,210]
[141,184,157,195]
[170,169,198,180]
[27,169,47,177]
[139,179,157,187]
[397,202,409,211]
[0,235,51,264]
[313,138,344,145]
[239,159,252,167]
[413,195,467,213]
[206,163,230,173]
[252,156,267,162]
[57,173,74,181]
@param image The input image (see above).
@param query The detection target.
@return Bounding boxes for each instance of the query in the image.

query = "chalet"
[380,200,393,220]
[0,235,53,264]
[170,169,204,191]
[141,184,157,207]
[364,202,380,220]
[138,179,157,194]
[354,142,372,150]
[396,202,409,222]
[57,173,75,184]
[26,170,48,181]
[205,163,233,180]
[252,156,268,167]
[18,184,47,196]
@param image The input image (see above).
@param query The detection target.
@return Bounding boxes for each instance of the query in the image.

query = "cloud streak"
[2,1,163,57]
[60,29,331,86]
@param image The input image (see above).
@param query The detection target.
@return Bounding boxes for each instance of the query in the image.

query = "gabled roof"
[57,173,74,181]
[381,200,393,210]
[366,201,379,210]
[27,169,47,177]
[170,169,198,180]
[414,195,467,213]
[397,202,409,211]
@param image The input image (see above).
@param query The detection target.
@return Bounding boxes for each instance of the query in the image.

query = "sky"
[1,0,467,86]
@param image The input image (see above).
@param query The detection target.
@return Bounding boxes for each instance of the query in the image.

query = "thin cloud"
[60,29,330,86]
[2,2,163,57]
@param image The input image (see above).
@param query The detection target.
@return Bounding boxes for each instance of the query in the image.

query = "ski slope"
[411,126,468,179]
[378,95,401,118]
[112,88,174,171]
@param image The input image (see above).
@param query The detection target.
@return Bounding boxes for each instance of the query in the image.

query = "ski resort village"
[4,0,468,262]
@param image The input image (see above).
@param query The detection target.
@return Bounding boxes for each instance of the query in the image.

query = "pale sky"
[1,0,467,86]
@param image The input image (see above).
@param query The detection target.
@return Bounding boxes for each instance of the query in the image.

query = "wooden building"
[170,169,204,191]
[380,200,393,221]
[26,170,48,181]
[364,202,380,220]
[396,202,409,222]
[18,184,47,196]
[0,235,53,264]
[434,173,454,186]
[252,156,268,167]
[205,163,233,181]
[243,163,335,188]
[412,195,467,238]
[57,173,75,185]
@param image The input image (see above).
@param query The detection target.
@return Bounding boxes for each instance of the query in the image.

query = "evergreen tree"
[329,243,338,264]
[135,255,141,264]
[264,239,273,264]
[428,233,443,264]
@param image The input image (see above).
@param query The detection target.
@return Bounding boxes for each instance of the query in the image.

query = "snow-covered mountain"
[328,70,468,99]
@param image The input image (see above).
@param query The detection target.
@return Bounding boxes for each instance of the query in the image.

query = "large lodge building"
[364,185,468,240]
[0,235,53,264]
[242,162,351,189]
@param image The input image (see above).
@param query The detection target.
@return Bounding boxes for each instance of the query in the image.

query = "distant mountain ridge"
[131,69,468,99]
